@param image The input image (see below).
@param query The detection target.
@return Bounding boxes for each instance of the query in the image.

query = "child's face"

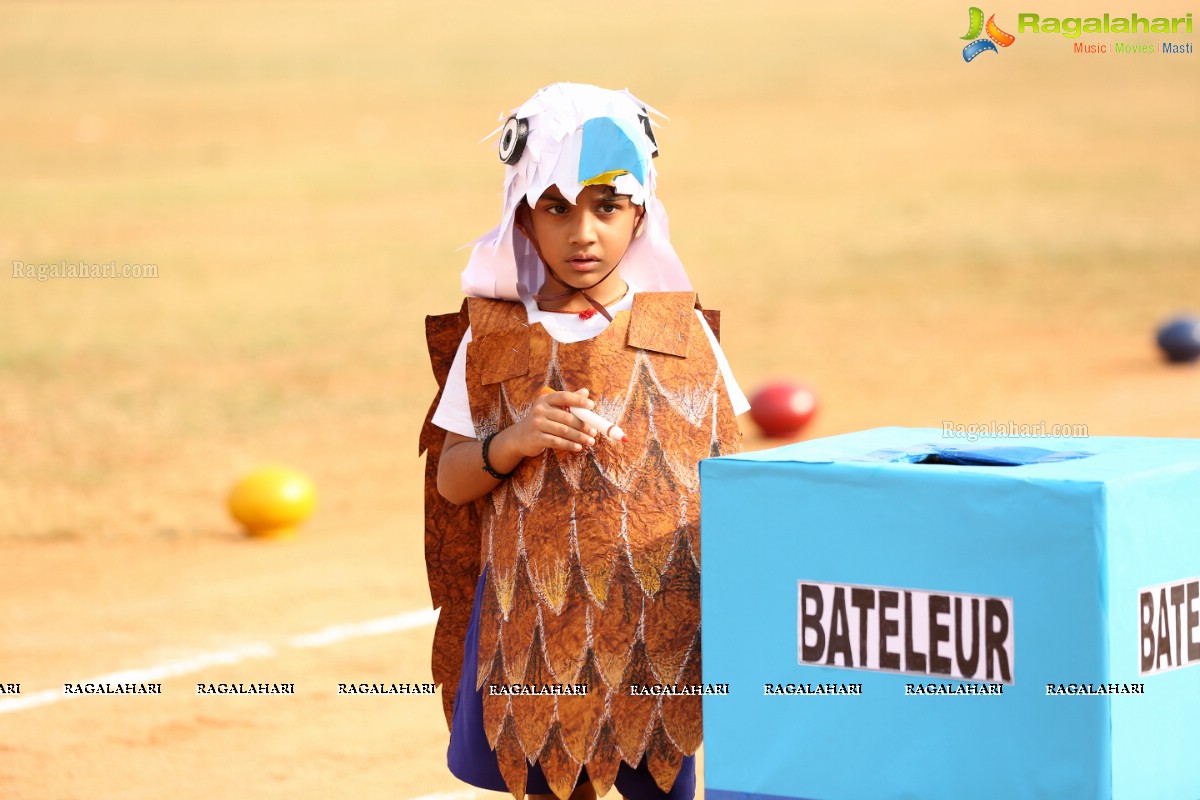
[517,184,644,292]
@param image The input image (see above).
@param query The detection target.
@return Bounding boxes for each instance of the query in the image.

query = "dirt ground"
[1,2,1197,798]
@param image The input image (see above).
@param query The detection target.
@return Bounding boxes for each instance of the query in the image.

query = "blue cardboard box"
[699,427,1200,800]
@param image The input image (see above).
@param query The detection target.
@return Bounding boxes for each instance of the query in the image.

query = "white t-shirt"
[431,287,750,438]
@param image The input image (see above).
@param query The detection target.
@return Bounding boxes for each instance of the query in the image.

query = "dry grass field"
[1,1,1197,798]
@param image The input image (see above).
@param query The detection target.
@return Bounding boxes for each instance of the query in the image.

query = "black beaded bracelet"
[480,431,516,480]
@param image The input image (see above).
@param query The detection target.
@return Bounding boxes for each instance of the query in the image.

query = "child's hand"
[508,387,598,456]
[436,386,599,505]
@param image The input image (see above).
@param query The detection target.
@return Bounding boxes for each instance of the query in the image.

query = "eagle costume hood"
[460,82,691,301]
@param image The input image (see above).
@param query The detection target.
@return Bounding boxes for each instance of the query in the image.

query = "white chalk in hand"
[568,405,627,444]
[540,386,628,443]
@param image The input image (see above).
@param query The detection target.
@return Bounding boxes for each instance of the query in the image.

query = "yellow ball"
[227,466,316,539]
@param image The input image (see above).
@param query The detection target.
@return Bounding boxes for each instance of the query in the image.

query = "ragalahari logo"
[962,7,1017,61]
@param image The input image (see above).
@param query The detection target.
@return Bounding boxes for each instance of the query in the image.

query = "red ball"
[749,381,818,438]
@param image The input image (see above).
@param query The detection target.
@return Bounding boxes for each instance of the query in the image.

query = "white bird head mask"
[460,82,691,301]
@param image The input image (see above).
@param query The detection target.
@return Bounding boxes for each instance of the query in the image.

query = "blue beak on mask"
[577,116,649,186]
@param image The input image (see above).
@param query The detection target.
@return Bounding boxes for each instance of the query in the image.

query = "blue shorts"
[447,567,696,799]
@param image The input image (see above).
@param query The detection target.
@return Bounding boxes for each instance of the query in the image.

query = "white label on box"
[1139,575,1200,675]
[798,580,1015,684]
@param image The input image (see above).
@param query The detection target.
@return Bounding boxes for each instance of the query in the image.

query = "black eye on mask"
[498,116,529,164]
[638,112,659,158]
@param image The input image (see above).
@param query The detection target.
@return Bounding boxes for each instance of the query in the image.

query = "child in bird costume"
[420,83,747,800]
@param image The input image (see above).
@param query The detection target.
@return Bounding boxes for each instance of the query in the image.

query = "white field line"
[287,608,437,648]
[0,607,439,716]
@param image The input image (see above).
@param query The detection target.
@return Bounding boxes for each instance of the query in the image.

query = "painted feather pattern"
[425,294,741,799]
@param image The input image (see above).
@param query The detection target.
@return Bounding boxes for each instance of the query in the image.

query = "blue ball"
[1156,316,1200,364]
